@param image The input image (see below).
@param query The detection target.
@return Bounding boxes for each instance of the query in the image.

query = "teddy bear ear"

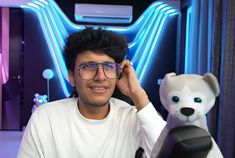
[164,72,176,80]
[203,73,220,97]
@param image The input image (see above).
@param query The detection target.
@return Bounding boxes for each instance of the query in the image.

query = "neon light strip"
[43,3,68,79]
[128,2,164,54]
[33,1,45,8]
[134,4,169,76]
[49,0,85,31]
[185,7,192,73]
[131,4,165,66]
[39,0,48,5]
[139,11,178,83]
[49,2,68,38]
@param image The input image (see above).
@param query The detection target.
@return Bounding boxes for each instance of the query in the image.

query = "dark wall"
[21,9,67,127]
[2,9,23,130]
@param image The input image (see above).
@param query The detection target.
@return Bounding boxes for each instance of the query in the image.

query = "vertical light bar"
[207,0,214,72]
[184,6,192,73]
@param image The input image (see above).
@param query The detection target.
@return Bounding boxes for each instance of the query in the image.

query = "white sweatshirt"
[17,97,166,158]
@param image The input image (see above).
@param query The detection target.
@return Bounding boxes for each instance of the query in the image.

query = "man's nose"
[94,67,106,80]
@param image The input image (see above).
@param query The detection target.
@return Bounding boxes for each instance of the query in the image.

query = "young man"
[17,28,166,158]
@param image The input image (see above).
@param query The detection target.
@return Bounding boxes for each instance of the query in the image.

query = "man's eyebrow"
[78,61,96,65]
[102,61,116,64]
[81,61,115,64]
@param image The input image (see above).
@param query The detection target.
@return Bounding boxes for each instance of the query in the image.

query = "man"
[17,28,166,158]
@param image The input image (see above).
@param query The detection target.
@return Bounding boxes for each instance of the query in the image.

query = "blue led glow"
[169,12,179,17]
[44,4,65,47]
[39,0,48,5]
[49,3,68,38]
[43,4,69,80]
[50,0,85,31]
[131,6,162,65]
[106,2,164,33]
[185,6,192,73]
[135,4,168,76]
[138,10,166,82]
[34,1,45,8]
[139,11,179,83]
[17,0,179,97]
[128,2,164,50]
[27,2,40,10]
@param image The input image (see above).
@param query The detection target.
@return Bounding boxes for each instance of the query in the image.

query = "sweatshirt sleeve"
[137,102,166,157]
[17,112,45,158]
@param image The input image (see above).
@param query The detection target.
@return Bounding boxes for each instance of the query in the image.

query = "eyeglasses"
[76,62,121,80]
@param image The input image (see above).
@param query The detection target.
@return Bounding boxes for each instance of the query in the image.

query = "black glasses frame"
[76,62,122,80]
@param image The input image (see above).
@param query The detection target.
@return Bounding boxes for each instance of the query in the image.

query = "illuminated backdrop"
[0,0,179,97]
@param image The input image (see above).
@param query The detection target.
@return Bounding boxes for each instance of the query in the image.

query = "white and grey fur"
[151,72,223,158]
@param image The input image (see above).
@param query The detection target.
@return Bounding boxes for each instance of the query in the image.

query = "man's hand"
[116,60,150,111]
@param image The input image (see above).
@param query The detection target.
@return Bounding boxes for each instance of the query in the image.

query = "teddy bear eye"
[194,97,202,103]
[172,96,180,103]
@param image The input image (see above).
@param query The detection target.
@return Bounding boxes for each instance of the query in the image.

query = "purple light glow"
[1,8,9,84]
[0,0,32,7]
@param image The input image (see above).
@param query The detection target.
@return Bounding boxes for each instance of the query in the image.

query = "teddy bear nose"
[180,107,195,116]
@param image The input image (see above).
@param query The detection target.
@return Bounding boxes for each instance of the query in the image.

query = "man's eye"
[81,64,97,70]
[103,64,115,70]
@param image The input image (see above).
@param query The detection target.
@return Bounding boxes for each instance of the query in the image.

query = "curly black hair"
[63,27,129,71]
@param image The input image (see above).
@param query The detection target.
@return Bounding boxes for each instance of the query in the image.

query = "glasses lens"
[78,63,97,79]
[102,63,121,79]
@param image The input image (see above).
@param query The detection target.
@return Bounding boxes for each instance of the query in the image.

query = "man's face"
[69,50,117,107]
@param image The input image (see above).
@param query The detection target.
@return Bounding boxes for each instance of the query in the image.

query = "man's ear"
[68,70,75,87]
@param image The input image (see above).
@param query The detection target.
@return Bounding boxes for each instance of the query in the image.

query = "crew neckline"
[70,98,114,124]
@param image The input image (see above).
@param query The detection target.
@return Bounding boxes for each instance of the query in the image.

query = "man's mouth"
[90,86,108,94]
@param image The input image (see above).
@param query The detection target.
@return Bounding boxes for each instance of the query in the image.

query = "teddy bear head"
[33,93,48,106]
[159,73,220,123]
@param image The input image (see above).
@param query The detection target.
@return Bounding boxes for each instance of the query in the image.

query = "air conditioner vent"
[75,4,133,24]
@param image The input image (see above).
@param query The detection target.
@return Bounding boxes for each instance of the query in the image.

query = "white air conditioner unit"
[75,4,133,24]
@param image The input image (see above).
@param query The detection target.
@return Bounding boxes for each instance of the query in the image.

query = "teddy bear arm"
[205,138,223,158]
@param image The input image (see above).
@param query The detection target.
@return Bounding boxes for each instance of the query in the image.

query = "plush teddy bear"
[151,72,223,158]
[31,93,48,112]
